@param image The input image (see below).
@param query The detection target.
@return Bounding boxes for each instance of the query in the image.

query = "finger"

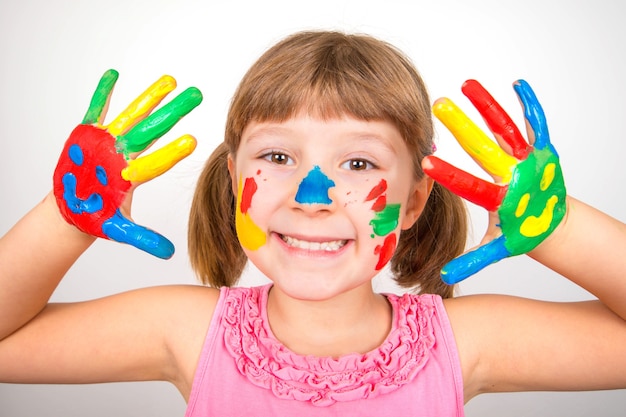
[441,236,510,284]
[423,156,507,212]
[106,75,177,138]
[121,134,197,183]
[433,98,518,183]
[102,209,175,259]
[117,87,203,155]
[461,79,532,159]
[513,80,551,151]
[82,69,119,125]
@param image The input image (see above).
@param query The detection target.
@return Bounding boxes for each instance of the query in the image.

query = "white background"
[1,0,625,415]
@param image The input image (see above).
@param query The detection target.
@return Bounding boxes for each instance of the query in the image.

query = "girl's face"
[229,113,432,301]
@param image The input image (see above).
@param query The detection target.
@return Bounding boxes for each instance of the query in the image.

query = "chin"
[269,273,373,302]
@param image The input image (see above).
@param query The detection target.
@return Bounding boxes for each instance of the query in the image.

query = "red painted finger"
[422,155,508,212]
[462,79,532,159]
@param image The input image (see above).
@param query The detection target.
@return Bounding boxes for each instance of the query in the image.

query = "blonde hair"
[189,31,467,298]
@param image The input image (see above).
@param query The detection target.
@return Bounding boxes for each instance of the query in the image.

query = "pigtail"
[188,142,247,287]
[391,182,468,298]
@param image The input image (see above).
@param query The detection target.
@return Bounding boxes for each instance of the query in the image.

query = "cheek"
[235,174,267,250]
[363,179,402,271]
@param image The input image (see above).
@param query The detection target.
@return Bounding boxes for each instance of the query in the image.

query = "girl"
[1,30,626,416]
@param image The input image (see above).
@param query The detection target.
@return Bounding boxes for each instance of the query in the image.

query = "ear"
[400,176,434,230]
[227,153,238,196]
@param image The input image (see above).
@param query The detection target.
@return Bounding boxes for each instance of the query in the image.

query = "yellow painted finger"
[106,75,177,137]
[121,134,196,183]
[434,98,518,183]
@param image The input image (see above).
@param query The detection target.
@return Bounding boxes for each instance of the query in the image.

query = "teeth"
[282,235,347,251]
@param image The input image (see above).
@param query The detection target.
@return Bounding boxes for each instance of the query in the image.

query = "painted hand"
[422,80,566,284]
[53,69,202,259]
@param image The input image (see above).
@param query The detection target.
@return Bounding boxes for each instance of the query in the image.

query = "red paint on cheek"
[240,177,257,214]
[365,179,387,202]
[370,195,386,212]
[374,233,396,270]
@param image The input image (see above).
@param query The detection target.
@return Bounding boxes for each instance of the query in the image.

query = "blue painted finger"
[102,210,175,259]
[513,80,552,152]
[441,236,511,284]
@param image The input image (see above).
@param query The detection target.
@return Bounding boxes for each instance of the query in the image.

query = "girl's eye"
[341,159,375,171]
[263,152,293,165]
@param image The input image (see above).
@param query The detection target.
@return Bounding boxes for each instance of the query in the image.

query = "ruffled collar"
[222,284,436,406]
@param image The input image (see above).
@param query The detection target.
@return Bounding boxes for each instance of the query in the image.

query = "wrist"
[43,191,97,245]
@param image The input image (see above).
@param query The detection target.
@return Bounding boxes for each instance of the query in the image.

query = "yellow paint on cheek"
[235,177,266,250]
[519,195,558,238]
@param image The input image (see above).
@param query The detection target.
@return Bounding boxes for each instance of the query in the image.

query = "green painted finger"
[117,87,203,154]
[82,69,119,125]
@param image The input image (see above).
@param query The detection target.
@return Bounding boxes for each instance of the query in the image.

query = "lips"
[280,234,348,252]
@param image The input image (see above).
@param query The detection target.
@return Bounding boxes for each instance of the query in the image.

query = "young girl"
[1,30,626,416]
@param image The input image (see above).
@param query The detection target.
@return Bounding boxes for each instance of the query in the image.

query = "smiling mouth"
[280,235,348,252]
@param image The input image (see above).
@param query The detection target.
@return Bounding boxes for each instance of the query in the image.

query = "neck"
[266,282,392,358]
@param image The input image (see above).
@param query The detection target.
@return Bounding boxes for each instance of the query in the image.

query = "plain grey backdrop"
[1,0,625,415]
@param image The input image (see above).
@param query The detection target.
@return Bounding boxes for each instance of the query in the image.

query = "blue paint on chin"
[295,165,336,205]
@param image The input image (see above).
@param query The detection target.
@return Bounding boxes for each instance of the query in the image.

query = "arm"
[0,192,95,339]
[0,71,211,396]
[430,80,626,399]
[529,196,626,319]
[0,69,200,339]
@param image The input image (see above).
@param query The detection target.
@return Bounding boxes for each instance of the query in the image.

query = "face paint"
[235,177,267,250]
[365,179,388,211]
[365,179,401,269]
[295,165,335,204]
[374,233,397,271]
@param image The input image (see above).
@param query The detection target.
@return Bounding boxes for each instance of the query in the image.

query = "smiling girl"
[1,30,626,417]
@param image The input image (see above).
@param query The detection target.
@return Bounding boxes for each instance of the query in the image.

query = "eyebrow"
[243,126,291,144]
[243,122,402,154]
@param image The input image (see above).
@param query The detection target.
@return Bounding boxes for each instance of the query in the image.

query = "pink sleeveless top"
[185,285,464,416]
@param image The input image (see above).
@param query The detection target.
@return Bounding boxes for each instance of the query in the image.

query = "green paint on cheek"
[369,204,401,236]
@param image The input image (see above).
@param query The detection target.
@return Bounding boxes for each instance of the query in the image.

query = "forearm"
[0,192,95,339]
[529,196,626,319]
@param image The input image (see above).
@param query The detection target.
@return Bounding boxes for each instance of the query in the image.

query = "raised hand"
[53,69,202,259]
[422,80,566,284]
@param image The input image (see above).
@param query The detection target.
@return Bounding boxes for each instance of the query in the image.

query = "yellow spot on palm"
[515,193,530,217]
[540,163,556,191]
[520,195,559,237]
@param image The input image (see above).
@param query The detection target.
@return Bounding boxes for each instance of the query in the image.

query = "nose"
[292,165,336,213]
